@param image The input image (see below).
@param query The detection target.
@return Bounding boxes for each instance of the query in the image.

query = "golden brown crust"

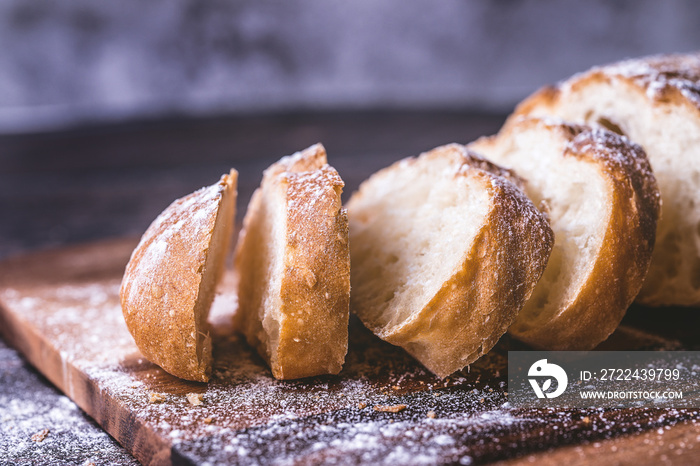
[479,118,660,349]
[234,144,350,380]
[544,126,659,348]
[350,145,554,378]
[512,53,699,307]
[515,53,700,118]
[120,171,238,382]
[277,159,350,379]
[513,85,560,118]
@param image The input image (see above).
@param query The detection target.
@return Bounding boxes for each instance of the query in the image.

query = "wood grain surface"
[0,239,698,465]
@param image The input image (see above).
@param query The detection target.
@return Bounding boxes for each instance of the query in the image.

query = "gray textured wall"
[1,0,699,131]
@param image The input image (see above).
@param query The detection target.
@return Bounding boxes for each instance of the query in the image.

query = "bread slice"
[233,144,350,380]
[121,170,238,382]
[512,53,700,306]
[347,144,553,378]
[469,118,660,350]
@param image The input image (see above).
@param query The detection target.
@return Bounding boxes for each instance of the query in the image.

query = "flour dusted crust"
[514,53,700,306]
[470,118,660,349]
[233,144,350,380]
[120,170,238,382]
[347,144,553,378]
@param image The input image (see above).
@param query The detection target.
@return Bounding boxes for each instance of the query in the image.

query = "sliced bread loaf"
[513,53,700,306]
[121,170,238,382]
[347,144,553,378]
[469,117,660,350]
[233,144,350,380]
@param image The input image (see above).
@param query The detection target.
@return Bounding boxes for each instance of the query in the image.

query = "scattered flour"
[0,261,697,464]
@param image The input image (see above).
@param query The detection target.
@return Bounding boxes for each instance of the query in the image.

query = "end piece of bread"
[233,144,350,380]
[469,118,660,350]
[347,144,553,378]
[513,53,700,306]
[121,170,238,382]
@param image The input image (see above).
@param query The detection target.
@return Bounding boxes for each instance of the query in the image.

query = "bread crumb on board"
[149,393,166,404]
[187,393,204,406]
[357,402,368,409]
[373,404,407,413]
[31,428,49,443]
[427,411,437,419]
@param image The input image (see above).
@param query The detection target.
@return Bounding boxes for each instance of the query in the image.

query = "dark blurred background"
[1,2,699,463]
[1,0,700,131]
[3,0,700,257]
[1,0,700,258]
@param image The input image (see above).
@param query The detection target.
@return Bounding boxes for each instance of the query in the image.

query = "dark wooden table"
[0,111,505,464]
[1,111,698,465]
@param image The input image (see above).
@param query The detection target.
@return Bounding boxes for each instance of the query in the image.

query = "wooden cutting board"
[0,239,698,465]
